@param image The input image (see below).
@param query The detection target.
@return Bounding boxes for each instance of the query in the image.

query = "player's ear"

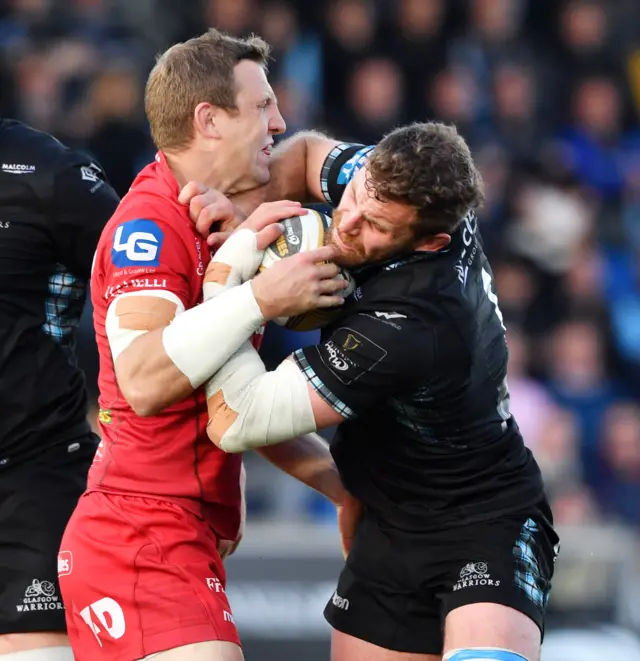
[417,233,451,253]
[194,103,221,141]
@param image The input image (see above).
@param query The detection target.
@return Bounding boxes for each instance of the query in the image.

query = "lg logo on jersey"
[79,597,126,647]
[112,219,164,268]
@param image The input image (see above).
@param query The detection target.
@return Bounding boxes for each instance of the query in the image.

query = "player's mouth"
[261,144,272,157]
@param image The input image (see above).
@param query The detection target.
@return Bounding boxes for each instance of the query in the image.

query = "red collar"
[154,151,181,198]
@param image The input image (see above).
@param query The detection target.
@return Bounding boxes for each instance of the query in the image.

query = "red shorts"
[58,491,240,661]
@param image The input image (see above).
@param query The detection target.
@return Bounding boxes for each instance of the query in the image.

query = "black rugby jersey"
[294,143,545,531]
[0,119,119,465]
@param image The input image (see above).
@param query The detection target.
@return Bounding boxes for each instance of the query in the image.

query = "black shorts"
[324,500,560,655]
[0,436,97,634]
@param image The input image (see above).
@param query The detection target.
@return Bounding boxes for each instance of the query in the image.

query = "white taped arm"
[162,281,264,389]
[205,344,317,453]
[111,281,265,417]
[106,290,185,361]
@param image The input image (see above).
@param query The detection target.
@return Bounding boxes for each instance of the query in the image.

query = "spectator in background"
[204,0,256,36]
[557,75,639,203]
[83,67,153,197]
[546,319,623,486]
[555,0,620,86]
[322,0,377,131]
[340,56,405,143]
[428,65,485,146]
[596,403,640,526]
[490,61,542,165]
[385,0,447,119]
[505,325,556,452]
[551,481,601,525]
[535,406,584,496]
[259,1,321,133]
[449,0,532,117]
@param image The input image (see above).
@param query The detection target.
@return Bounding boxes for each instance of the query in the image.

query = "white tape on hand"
[203,229,264,300]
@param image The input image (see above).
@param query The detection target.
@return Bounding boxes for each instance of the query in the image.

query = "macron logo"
[374,311,406,320]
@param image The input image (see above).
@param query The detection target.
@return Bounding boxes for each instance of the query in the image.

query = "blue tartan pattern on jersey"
[42,263,86,359]
[293,349,356,420]
[512,518,549,609]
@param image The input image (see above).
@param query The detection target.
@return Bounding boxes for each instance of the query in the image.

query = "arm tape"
[203,228,266,301]
[106,290,184,361]
[162,281,264,389]
[205,344,316,453]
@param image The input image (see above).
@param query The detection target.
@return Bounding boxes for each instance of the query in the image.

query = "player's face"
[327,167,419,268]
[217,60,286,191]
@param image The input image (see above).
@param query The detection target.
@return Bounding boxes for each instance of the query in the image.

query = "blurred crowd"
[2,0,639,528]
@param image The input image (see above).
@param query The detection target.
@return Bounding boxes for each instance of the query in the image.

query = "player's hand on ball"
[179,182,246,247]
[239,200,306,249]
[206,201,304,290]
[336,493,363,559]
[251,245,348,322]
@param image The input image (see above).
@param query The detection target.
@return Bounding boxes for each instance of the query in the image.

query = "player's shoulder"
[95,167,199,276]
[105,161,194,240]
[352,254,444,313]
[0,119,90,178]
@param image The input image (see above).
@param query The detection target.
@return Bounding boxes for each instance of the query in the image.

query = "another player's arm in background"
[254,432,346,506]
[105,209,343,417]
[264,131,353,203]
[254,431,355,557]
[51,153,120,278]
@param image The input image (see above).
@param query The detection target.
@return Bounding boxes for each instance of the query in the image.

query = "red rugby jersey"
[88,152,262,541]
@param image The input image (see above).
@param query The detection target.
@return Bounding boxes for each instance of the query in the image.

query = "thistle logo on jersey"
[111,219,164,267]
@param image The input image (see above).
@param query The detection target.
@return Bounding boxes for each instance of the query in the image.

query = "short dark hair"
[145,29,271,152]
[366,122,485,236]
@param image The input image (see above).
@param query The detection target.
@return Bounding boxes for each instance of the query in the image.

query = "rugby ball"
[259,209,355,331]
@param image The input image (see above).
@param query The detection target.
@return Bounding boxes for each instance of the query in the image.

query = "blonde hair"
[145,28,270,152]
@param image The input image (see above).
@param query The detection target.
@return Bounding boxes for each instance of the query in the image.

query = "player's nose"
[339,212,362,235]
[269,106,286,135]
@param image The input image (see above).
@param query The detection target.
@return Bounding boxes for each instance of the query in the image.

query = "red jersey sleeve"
[93,215,197,310]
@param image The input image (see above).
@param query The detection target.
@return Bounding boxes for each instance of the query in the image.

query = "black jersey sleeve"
[292,310,436,420]
[51,152,120,280]
[319,143,375,207]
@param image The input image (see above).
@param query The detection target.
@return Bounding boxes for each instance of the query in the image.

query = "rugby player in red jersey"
[58,29,357,661]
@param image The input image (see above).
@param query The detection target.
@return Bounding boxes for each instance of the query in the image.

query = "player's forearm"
[230,132,340,208]
[255,433,348,505]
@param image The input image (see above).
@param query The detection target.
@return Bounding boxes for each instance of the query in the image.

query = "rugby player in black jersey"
[194,121,560,661]
[0,119,119,660]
